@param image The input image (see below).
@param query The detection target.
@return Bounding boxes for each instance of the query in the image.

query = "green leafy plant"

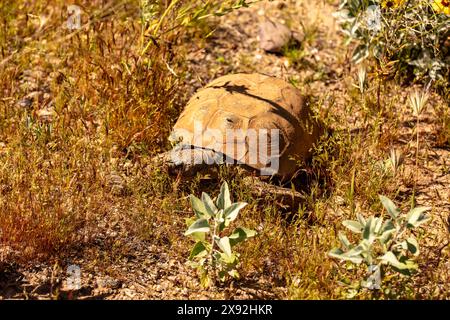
[329,195,430,290]
[185,182,256,287]
[334,0,449,89]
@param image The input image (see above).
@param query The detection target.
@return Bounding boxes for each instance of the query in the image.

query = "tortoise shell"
[170,73,321,176]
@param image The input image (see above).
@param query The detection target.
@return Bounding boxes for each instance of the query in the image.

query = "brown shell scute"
[170,73,321,176]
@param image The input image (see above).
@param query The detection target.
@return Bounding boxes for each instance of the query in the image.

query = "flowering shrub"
[334,0,449,90]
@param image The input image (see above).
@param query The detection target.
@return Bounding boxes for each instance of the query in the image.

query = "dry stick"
[413,110,420,205]
[209,217,218,286]
[413,81,432,203]
[416,112,420,180]
[377,77,381,111]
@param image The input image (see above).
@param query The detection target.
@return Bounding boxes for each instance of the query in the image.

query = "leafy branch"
[185,182,256,287]
[329,195,430,290]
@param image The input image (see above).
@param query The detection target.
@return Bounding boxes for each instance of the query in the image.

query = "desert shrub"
[329,195,430,292]
[334,0,450,91]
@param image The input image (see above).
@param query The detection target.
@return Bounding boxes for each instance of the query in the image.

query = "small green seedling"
[185,182,256,287]
[329,195,430,290]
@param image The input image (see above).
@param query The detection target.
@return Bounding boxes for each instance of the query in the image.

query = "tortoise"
[155,73,323,204]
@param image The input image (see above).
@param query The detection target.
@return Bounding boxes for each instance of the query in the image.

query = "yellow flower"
[381,0,406,8]
[432,0,450,15]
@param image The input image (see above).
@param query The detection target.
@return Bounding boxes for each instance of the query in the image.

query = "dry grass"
[0,0,449,299]
[0,0,188,258]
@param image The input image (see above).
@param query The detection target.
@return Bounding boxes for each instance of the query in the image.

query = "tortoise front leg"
[241,176,305,211]
[154,147,226,176]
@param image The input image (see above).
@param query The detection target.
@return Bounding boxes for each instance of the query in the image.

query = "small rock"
[97,277,122,290]
[154,284,162,292]
[17,98,33,109]
[275,1,287,9]
[259,19,292,53]
[0,142,6,152]
[122,288,135,298]
[444,36,450,48]
[106,172,126,196]
[26,91,44,102]
[36,107,55,122]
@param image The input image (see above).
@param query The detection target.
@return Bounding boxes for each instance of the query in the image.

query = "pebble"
[259,19,292,53]
[36,107,55,122]
[17,98,33,109]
